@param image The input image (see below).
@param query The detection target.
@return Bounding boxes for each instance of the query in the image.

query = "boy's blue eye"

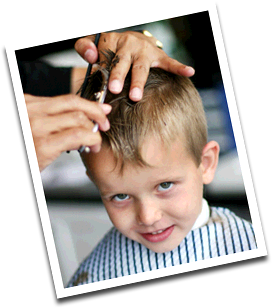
[113,194,129,201]
[158,182,173,191]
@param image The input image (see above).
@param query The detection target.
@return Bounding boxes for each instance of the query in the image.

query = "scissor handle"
[77,34,101,154]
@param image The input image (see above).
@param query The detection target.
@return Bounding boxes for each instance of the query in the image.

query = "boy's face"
[86,138,210,253]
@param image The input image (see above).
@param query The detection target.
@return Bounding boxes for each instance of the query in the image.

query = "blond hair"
[82,53,207,172]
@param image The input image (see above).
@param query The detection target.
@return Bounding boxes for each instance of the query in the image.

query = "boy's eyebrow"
[99,188,121,199]
[152,175,185,184]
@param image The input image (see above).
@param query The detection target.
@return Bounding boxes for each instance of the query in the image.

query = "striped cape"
[67,207,256,287]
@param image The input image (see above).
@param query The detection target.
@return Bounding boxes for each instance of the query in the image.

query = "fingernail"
[185,66,195,76]
[84,49,96,62]
[103,119,110,131]
[129,87,142,101]
[89,144,101,153]
[109,80,122,93]
[100,104,112,114]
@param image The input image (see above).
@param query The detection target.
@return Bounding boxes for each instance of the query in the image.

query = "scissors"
[77,33,110,153]
[78,62,109,153]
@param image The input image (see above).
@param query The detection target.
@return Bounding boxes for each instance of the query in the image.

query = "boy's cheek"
[104,204,132,230]
[171,188,190,209]
[170,192,202,221]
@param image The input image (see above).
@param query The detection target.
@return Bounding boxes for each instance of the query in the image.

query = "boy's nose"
[136,200,162,226]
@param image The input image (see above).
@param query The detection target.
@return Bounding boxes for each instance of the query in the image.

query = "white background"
[16,0,256,299]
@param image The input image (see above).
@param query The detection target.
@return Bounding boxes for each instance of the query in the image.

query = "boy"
[66,54,256,287]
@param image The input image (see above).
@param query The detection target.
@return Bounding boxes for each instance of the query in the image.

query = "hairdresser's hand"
[25,94,111,172]
[74,31,195,101]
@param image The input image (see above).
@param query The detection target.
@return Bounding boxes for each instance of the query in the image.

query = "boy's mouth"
[140,225,174,243]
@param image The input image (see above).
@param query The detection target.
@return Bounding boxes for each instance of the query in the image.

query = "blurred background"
[16,10,251,286]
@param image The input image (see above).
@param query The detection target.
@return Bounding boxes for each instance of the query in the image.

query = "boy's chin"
[141,240,181,254]
[148,245,179,254]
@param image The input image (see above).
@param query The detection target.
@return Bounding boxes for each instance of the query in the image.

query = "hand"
[25,94,112,171]
[74,31,195,101]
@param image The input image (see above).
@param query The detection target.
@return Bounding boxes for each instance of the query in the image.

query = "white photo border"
[5,3,267,299]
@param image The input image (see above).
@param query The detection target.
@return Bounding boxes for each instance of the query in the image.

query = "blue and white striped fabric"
[66,206,256,287]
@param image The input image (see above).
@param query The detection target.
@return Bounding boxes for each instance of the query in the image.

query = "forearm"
[70,67,87,94]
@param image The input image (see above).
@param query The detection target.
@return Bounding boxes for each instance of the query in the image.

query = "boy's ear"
[85,169,99,189]
[86,170,90,179]
[85,169,94,182]
[200,141,220,184]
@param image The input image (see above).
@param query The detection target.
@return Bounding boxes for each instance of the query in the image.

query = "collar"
[191,199,210,230]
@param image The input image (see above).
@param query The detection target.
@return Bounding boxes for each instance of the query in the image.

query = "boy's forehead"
[86,136,191,180]
[140,137,186,166]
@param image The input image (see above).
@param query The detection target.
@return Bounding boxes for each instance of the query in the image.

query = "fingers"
[98,32,194,101]
[29,94,111,132]
[50,126,102,153]
[31,111,96,137]
[25,94,112,171]
[35,127,102,171]
[74,35,98,63]
[74,31,196,103]
[107,53,132,94]
[128,53,195,101]
[128,56,151,101]
[152,55,195,77]
[100,32,152,99]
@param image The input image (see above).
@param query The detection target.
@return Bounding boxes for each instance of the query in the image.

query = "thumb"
[74,35,98,63]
